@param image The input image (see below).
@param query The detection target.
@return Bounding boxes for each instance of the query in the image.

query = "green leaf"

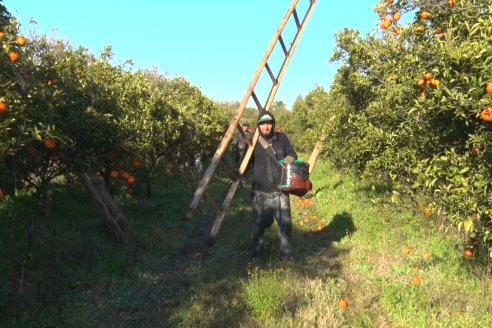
[463,219,474,233]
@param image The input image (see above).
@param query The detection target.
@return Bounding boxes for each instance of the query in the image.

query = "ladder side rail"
[208,178,241,244]
[263,0,317,111]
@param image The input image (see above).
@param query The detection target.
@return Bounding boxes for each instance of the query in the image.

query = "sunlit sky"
[4,0,381,109]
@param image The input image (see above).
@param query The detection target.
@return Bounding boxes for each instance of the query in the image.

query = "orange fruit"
[415,25,424,32]
[391,27,401,36]
[43,138,56,151]
[126,175,136,185]
[0,101,7,114]
[485,81,492,95]
[338,298,349,309]
[16,36,26,46]
[9,51,20,62]
[132,159,141,169]
[423,73,432,81]
[0,188,4,200]
[388,0,394,4]
[392,12,401,22]
[120,171,130,180]
[463,248,473,257]
[110,170,119,178]
[50,154,61,162]
[422,250,430,259]
[430,79,440,87]
[411,275,422,285]
[380,18,392,30]
[402,246,412,255]
[420,11,430,19]
[423,208,432,217]
[472,147,480,156]
[480,107,492,123]
[448,0,456,7]
[0,31,4,39]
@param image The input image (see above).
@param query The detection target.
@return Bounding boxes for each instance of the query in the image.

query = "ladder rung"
[293,9,301,29]
[278,35,288,56]
[204,190,223,214]
[251,91,263,111]
[220,156,238,179]
[265,62,278,85]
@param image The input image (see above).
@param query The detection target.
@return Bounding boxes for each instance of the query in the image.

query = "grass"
[0,159,491,327]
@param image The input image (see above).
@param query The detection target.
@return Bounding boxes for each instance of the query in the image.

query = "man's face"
[242,125,249,132]
[258,121,273,136]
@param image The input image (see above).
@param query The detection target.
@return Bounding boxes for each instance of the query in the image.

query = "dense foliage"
[291,0,492,258]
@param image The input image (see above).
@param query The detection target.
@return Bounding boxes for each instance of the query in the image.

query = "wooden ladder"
[184,0,317,244]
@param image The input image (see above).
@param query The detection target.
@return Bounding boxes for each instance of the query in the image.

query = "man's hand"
[284,155,295,165]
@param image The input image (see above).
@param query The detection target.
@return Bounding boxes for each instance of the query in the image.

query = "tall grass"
[0,160,490,327]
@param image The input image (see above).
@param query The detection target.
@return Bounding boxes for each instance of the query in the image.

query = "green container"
[278,160,310,189]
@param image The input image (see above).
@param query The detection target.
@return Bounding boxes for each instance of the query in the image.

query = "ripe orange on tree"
[0,188,4,200]
[448,0,456,8]
[380,18,392,30]
[0,101,7,114]
[0,31,4,39]
[402,246,412,255]
[415,25,424,32]
[473,147,480,156]
[43,138,56,151]
[126,175,136,185]
[16,36,26,46]
[463,248,473,257]
[47,79,57,87]
[419,11,430,19]
[50,154,61,162]
[480,107,492,123]
[132,159,141,169]
[9,51,20,62]
[486,81,492,95]
[423,207,432,217]
[338,298,349,309]
[392,12,401,22]
[110,170,119,178]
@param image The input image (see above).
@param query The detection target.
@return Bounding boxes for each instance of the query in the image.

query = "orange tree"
[1,9,228,208]
[294,0,492,258]
[114,70,228,197]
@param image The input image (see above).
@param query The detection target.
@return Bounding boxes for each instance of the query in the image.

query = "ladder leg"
[207,178,241,245]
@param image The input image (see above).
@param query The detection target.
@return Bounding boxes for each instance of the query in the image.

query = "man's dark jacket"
[251,131,297,193]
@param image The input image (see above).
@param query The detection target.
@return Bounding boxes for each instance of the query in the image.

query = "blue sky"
[4,0,380,109]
